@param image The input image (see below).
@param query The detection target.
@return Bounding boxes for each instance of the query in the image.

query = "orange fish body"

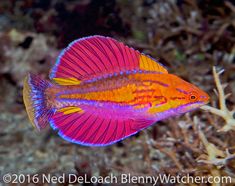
[23,36,209,146]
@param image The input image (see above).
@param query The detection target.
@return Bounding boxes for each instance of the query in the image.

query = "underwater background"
[0,0,235,185]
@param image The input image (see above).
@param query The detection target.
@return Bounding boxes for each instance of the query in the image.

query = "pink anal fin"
[50,107,155,146]
[49,36,168,84]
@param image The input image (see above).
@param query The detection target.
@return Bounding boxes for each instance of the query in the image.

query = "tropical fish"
[23,36,210,146]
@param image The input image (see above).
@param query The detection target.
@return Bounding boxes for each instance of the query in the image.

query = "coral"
[0,29,58,86]
[195,116,235,184]
[201,67,235,132]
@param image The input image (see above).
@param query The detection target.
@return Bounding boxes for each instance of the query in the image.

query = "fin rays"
[50,105,155,146]
[50,36,168,84]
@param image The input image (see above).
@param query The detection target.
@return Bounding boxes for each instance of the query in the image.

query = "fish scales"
[50,73,170,111]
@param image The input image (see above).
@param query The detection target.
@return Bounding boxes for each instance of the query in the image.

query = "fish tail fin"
[23,73,55,131]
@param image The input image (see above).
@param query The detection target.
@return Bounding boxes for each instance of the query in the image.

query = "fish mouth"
[199,93,210,104]
[177,101,206,114]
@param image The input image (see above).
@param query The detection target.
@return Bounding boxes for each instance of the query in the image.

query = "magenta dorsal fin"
[49,36,168,83]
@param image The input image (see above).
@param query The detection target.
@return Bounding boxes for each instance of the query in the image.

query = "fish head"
[166,74,210,114]
[147,74,210,118]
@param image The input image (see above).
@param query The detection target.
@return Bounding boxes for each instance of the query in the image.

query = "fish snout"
[199,92,210,104]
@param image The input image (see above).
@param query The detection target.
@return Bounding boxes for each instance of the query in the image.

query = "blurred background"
[0,0,235,185]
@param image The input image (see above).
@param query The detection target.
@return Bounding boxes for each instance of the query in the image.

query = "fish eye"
[189,92,198,101]
[190,95,196,99]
